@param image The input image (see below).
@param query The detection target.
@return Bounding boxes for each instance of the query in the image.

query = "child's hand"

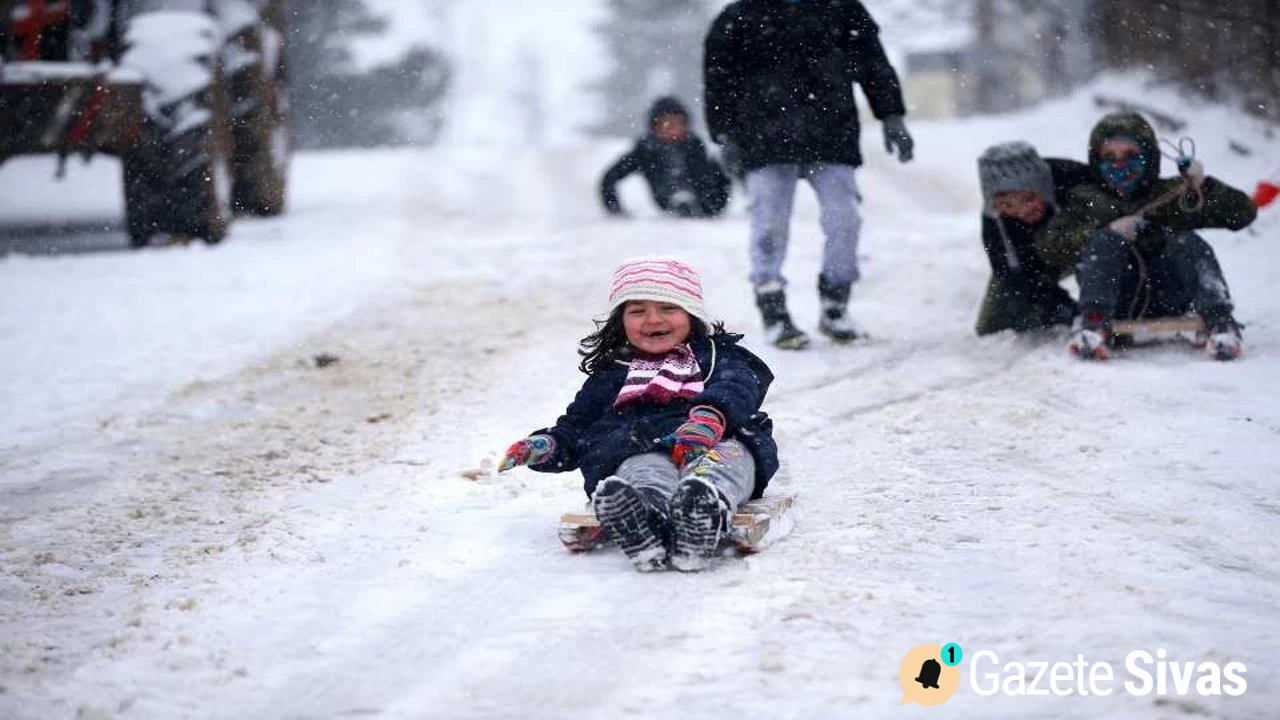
[1108,214,1147,241]
[663,405,726,467]
[497,434,556,473]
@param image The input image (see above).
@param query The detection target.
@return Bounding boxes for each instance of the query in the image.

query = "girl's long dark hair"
[578,306,726,375]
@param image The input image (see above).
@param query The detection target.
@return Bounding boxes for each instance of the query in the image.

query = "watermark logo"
[969,649,1247,698]
[897,643,1247,707]
[898,643,963,706]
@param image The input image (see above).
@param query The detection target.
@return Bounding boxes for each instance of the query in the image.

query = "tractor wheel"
[120,11,233,247]
[121,86,233,246]
[225,11,290,216]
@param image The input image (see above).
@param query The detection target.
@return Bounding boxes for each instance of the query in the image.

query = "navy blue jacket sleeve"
[692,344,772,433]
[600,146,643,213]
[529,372,615,473]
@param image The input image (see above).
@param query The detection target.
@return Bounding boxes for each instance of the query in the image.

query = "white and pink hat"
[607,258,710,323]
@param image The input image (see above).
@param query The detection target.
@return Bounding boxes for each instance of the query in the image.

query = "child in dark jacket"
[599,97,731,218]
[974,142,1092,336]
[1038,112,1257,361]
[498,258,778,572]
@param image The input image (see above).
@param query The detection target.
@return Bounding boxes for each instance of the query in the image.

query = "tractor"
[0,0,289,246]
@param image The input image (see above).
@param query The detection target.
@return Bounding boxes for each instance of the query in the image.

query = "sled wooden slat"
[558,493,795,553]
[1112,316,1205,337]
[1111,316,1207,347]
[560,512,601,527]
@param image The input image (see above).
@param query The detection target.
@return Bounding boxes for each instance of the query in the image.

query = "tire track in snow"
[0,278,592,716]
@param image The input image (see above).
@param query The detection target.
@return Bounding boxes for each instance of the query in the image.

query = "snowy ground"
[2,79,1280,719]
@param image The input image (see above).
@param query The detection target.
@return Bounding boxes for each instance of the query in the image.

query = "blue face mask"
[1098,153,1149,198]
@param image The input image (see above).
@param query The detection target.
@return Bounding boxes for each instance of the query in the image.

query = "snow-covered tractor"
[0,0,289,246]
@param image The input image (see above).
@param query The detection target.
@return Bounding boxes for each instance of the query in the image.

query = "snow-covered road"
[3,84,1279,719]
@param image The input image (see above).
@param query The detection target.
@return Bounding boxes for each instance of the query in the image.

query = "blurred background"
[321,0,1280,148]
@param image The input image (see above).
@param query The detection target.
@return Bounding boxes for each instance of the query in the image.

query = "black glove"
[882,115,914,163]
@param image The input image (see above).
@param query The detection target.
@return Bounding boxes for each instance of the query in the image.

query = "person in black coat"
[704,0,914,349]
[974,142,1092,335]
[599,97,730,219]
[497,259,778,572]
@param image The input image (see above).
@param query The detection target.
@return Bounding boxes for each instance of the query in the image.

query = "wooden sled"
[1111,316,1206,347]
[558,494,795,554]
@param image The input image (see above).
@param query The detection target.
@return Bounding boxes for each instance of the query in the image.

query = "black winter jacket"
[703,0,906,170]
[599,135,729,215]
[529,333,780,500]
[982,158,1092,289]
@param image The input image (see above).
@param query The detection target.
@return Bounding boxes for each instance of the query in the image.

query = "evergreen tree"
[589,0,711,137]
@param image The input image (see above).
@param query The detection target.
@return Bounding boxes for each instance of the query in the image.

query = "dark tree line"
[1094,0,1280,122]
[287,0,450,149]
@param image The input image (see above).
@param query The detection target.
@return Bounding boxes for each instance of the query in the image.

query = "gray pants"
[1077,230,1233,320]
[606,439,756,512]
[745,163,862,288]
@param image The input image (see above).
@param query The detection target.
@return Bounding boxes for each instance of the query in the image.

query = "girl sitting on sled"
[498,258,779,572]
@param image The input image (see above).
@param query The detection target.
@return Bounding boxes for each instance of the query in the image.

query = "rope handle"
[1158,135,1205,212]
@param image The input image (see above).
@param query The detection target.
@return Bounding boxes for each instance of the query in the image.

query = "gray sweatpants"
[605,439,756,512]
[745,163,862,288]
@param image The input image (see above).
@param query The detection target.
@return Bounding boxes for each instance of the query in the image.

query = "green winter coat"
[1036,112,1257,275]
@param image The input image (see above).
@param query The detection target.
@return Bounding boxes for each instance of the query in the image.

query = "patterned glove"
[497,434,556,473]
[663,405,726,467]
[882,115,914,163]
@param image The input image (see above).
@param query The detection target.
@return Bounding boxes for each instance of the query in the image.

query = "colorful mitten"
[497,434,556,473]
[665,405,726,467]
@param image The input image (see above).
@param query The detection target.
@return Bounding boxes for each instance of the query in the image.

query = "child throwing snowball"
[497,259,779,572]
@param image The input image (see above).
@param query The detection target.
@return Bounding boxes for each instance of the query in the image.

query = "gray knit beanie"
[977,141,1056,217]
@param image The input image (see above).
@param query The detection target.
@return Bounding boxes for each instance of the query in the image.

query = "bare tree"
[1093,0,1280,122]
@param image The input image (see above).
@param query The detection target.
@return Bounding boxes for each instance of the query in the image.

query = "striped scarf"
[613,344,704,410]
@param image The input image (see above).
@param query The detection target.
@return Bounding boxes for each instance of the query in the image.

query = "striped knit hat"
[607,258,710,323]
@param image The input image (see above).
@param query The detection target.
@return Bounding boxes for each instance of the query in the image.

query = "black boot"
[754,282,810,350]
[592,477,671,571]
[669,478,731,572]
[817,275,863,342]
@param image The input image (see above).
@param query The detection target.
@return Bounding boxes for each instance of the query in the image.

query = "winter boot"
[668,478,732,572]
[1203,313,1244,361]
[1067,311,1113,360]
[817,275,863,342]
[592,477,670,572]
[755,282,810,350]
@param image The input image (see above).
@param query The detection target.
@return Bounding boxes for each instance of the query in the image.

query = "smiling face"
[622,300,693,355]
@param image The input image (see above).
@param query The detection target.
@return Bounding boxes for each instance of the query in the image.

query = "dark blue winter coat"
[529,333,780,499]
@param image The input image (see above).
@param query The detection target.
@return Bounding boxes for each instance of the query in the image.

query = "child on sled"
[498,258,779,572]
[1037,112,1257,360]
